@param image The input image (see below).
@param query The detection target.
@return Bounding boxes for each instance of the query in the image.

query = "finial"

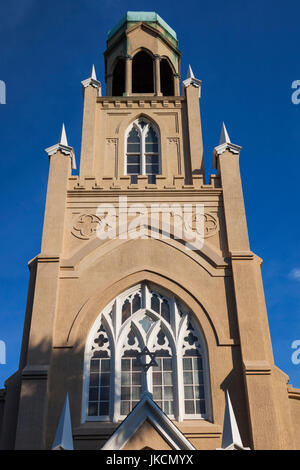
[45,124,77,170]
[219,122,231,145]
[81,64,101,93]
[59,123,68,146]
[182,64,201,97]
[187,65,195,79]
[212,122,242,168]
[91,64,97,81]
[52,394,74,450]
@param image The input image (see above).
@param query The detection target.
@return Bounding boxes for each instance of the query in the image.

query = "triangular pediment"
[101,392,195,450]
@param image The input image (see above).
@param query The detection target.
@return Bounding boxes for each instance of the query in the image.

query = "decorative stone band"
[182,76,202,97]
[21,365,49,380]
[243,360,272,376]
[230,251,254,261]
[45,143,76,170]
[36,255,60,264]
[287,385,300,400]
[212,141,242,169]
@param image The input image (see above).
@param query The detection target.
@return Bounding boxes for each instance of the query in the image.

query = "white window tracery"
[82,283,211,423]
[125,119,160,184]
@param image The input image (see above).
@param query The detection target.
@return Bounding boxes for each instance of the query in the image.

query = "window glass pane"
[194,357,203,370]
[122,359,130,371]
[100,373,110,386]
[127,155,140,164]
[132,373,141,385]
[163,401,174,415]
[184,386,194,399]
[121,372,130,385]
[132,294,141,313]
[153,387,162,400]
[132,387,141,400]
[153,372,162,385]
[132,358,141,370]
[88,402,98,416]
[146,155,159,164]
[146,164,159,174]
[121,401,130,415]
[89,388,98,401]
[164,387,173,400]
[127,127,140,143]
[151,294,160,313]
[163,372,172,386]
[101,359,110,372]
[164,359,172,370]
[184,372,193,384]
[127,164,141,174]
[184,400,195,414]
[127,143,140,153]
[183,358,192,370]
[145,143,158,153]
[99,402,109,416]
[89,373,99,387]
[121,387,130,400]
[101,387,110,401]
[147,175,156,184]
[145,127,158,143]
[122,299,131,323]
[90,359,100,373]
[194,371,204,385]
[161,300,170,323]
[130,175,138,184]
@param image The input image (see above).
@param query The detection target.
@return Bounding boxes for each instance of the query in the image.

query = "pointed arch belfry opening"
[82,282,211,424]
[132,51,154,93]
[112,58,125,96]
[160,58,174,96]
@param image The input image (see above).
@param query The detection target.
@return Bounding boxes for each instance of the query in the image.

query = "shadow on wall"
[0,336,89,450]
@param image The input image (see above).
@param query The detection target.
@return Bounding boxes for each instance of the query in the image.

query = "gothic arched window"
[83,283,211,423]
[125,119,160,184]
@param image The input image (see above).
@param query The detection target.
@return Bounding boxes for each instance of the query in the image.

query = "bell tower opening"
[112,58,125,96]
[132,51,154,93]
[160,58,174,96]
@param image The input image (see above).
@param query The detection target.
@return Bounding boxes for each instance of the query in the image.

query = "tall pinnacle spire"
[45,123,76,170]
[81,64,101,93]
[59,123,68,146]
[52,394,74,450]
[91,64,97,80]
[182,64,202,97]
[217,391,250,450]
[212,122,242,169]
[219,122,231,145]
[187,65,195,79]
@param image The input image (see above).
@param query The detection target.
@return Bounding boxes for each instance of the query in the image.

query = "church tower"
[1,12,299,450]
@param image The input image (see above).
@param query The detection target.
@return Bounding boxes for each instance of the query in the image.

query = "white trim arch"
[124,118,161,184]
[82,282,212,423]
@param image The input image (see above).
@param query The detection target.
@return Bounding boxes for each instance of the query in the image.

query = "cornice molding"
[45,143,76,170]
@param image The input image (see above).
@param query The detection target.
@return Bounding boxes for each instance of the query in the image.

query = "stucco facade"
[0,12,299,450]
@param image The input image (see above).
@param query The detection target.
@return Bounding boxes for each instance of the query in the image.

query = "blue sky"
[0,0,300,389]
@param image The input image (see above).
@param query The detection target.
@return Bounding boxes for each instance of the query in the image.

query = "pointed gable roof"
[101,392,195,450]
[52,394,74,450]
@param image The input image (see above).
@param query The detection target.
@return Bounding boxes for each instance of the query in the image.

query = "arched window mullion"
[83,283,210,423]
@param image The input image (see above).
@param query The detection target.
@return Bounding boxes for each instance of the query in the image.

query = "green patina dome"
[107,11,177,43]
